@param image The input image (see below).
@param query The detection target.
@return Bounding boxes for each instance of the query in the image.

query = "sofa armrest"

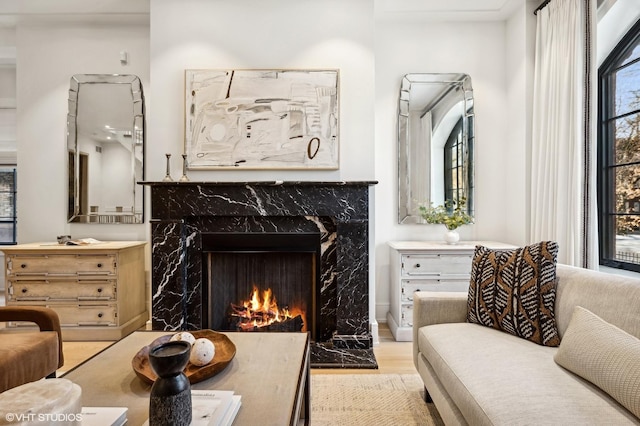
[413,291,468,368]
[0,306,64,368]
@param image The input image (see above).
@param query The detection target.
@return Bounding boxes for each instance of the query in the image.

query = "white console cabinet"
[387,241,515,341]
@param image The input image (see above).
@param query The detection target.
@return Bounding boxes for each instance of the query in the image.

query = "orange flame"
[231,286,306,331]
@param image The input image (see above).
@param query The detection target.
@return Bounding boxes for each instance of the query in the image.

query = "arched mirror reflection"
[67,74,145,224]
[398,73,474,224]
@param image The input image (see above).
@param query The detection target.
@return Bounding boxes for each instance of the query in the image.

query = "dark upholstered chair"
[0,306,64,393]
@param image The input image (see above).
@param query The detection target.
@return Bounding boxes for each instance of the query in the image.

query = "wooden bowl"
[132,330,236,385]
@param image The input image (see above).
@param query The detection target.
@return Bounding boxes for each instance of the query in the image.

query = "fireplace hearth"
[142,181,377,368]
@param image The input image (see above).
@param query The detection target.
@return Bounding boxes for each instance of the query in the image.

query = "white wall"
[504,1,540,247]
[16,19,149,242]
[149,0,375,182]
[597,0,640,66]
[373,14,519,320]
[0,28,16,163]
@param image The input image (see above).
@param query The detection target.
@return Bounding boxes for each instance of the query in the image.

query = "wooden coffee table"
[62,331,310,425]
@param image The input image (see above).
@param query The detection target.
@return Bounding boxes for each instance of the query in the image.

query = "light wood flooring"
[59,324,415,376]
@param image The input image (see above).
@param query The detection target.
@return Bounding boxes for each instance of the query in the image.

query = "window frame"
[598,18,640,272]
[444,118,464,208]
[0,166,17,245]
[443,116,474,215]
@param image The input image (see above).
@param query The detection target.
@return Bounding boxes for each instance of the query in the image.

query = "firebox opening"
[202,232,320,341]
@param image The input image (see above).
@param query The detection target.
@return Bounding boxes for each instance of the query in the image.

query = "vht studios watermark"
[4,413,83,423]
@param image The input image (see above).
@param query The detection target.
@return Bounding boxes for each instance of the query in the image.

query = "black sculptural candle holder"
[148,341,192,426]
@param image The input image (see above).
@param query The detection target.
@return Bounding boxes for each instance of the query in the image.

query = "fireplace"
[143,181,377,368]
[202,232,320,339]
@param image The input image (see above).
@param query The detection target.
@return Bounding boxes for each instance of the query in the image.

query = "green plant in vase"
[418,198,473,244]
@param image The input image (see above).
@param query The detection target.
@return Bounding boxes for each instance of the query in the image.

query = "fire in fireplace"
[229,286,306,332]
[202,232,320,340]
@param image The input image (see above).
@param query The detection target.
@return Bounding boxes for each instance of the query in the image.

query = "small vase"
[443,229,460,245]
[148,341,192,426]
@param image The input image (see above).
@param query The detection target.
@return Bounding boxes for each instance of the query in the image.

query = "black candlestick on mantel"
[148,341,192,426]
[163,153,173,182]
[179,154,189,182]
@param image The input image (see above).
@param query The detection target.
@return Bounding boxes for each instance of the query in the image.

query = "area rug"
[310,373,445,426]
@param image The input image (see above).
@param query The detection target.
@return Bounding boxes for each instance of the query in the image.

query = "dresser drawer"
[400,304,413,327]
[52,304,117,326]
[400,279,470,301]
[401,254,472,277]
[6,254,117,276]
[8,304,117,327]
[7,279,116,302]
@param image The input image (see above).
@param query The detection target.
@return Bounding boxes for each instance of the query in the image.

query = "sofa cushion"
[467,241,560,346]
[555,306,640,419]
[417,322,640,425]
[0,331,60,393]
[554,264,640,339]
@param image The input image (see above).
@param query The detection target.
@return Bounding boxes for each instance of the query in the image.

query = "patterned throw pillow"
[466,241,560,346]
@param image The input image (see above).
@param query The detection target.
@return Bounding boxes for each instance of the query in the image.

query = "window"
[443,116,474,215]
[598,18,640,271]
[0,167,16,244]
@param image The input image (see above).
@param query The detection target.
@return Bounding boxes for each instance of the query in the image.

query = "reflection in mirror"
[398,73,474,224]
[67,74,145,224]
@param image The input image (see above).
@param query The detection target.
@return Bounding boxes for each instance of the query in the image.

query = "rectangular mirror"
[67,74,145,224]
[398,73,474,224]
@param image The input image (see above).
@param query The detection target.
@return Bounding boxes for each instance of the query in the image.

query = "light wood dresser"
[387,241,515,341]
[1,241,147,341]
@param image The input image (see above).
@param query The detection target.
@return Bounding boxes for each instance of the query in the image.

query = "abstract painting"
[185,69,339,169]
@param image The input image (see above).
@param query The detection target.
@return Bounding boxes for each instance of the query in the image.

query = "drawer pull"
[97,288,103,293]
[415,263,421,268]
[97,312,103,318]
[20,264,26,269]
[16,296,50,301]
[97,263,103,268]
[21,288,27,293]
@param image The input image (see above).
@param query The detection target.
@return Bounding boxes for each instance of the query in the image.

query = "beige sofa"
[413,264,640,425]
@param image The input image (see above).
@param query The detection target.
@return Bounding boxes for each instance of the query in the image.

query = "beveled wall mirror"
[398,73,474,224]
[67,74,145,224]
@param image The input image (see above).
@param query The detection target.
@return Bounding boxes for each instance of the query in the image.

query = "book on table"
[81,407,127,426]
[191,390,241,426]
[142,390,242,426]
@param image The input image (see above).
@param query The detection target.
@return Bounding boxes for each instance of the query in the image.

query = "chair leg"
[46,372,57,379]
[424,386,433,403]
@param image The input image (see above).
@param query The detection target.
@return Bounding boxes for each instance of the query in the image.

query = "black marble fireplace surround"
[143,181,377,368]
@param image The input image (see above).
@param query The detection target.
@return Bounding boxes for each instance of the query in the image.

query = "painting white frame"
[185,69,339,170]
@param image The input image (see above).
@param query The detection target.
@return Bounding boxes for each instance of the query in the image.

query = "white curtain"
[530,0,598,268]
